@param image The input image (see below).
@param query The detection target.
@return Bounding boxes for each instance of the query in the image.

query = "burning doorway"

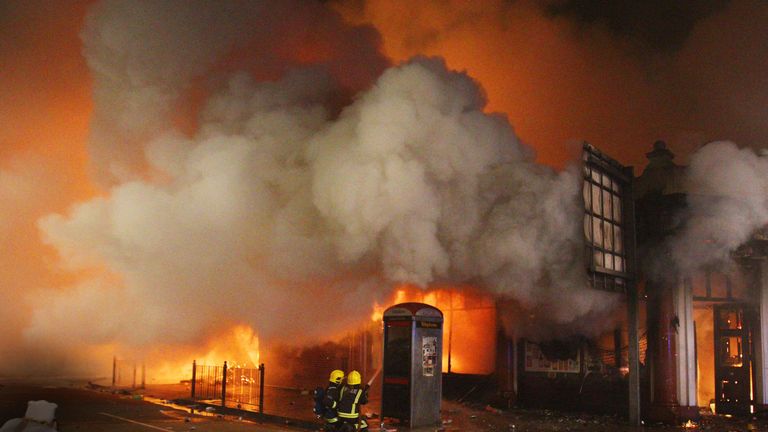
[692,270,757,415]
[713,305,755,415]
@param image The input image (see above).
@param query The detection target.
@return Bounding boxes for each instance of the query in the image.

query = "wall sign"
[524,341,580,373]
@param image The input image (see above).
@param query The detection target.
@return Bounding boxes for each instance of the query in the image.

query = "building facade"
[635,140,768,421]
[270,140,768,425]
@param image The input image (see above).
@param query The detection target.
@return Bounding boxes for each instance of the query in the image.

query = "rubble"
[428,400,768,432]
[485,405,503,415]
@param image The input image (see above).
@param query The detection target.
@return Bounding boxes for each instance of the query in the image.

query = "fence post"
[191,360,197,400]
[259,363,265,414]
[221,361,228,408]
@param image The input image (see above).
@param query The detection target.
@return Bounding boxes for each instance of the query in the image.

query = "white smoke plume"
[19,0,617,374]
[671,141,768,273]
[82,0,387,184]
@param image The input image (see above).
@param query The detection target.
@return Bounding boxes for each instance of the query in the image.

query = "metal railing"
[111,356,145,389]
[190,360,265,413]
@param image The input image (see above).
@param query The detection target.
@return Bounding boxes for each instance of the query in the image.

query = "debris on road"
[0,400,58,432]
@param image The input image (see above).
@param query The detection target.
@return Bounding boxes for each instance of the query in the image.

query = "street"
[3,382,768,432]
[0,383,297,432]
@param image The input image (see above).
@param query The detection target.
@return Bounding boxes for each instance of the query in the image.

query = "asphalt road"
[4,381,768,432]
[0,383,303,432]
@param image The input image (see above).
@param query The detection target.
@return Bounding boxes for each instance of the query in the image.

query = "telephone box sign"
[416,308,442,318]
[384,307,413,317]
[417,321,441,329]
[422,336,437,376]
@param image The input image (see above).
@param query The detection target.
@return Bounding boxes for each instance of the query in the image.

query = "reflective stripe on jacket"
[324,383,342,409]
[337,385,367,419]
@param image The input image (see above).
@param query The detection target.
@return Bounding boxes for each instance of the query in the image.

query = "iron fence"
[191,361,265,413]
[111,356,145,389]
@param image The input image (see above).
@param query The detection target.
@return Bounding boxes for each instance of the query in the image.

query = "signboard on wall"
[524,341,580,373]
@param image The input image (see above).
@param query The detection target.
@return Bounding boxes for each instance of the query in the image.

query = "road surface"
[0,383,303,432]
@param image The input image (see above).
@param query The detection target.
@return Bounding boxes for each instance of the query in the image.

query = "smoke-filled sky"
[3,0,768,378]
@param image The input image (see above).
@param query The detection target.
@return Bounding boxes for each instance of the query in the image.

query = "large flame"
[372,284,496,375]
[142,325,260,384]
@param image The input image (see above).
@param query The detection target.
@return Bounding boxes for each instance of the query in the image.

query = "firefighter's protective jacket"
[322,382,343,423]
[336,384,368,420]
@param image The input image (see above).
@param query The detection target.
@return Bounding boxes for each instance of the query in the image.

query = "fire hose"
[366,366,382,387]
[358,367,381,432]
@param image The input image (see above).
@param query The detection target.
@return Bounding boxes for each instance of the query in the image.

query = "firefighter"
[320,369,345,431]
[337,370,368,432]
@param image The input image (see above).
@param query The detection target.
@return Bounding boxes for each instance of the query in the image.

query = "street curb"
[170,398,319,430]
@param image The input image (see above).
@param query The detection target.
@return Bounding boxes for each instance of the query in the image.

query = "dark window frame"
[582,143,635,293]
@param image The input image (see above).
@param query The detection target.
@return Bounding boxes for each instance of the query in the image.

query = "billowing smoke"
[82,0,388,184]
[11,0,618,375]
[670,141,768,273]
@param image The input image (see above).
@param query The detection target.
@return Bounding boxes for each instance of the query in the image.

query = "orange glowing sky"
[1,1,92,172]
[3,0,741,199]
[333,0,768,170]
[0,1,96,338]
[1,0,686,196]
[4,0,766,201]
[333,0,669,168]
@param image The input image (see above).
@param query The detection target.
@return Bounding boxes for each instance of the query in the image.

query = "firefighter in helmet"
[336,370,368,432]
[321,369,345,430]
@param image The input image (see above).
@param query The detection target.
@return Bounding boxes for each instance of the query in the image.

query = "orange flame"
[372,284,496,375]
[146,325,260,384]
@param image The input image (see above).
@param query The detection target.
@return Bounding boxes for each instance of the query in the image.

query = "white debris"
[0,400,58,432]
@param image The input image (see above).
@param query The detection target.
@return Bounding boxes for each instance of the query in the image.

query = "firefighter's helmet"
[329,369,345,384]
[347,370,361,385]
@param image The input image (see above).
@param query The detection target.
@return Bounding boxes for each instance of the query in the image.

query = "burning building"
[26,0,626,393]
[256,141,641,421]
[486,142,640,419]
[634,140,768,421]
[5,2,768,428]
[306,139,768,426]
